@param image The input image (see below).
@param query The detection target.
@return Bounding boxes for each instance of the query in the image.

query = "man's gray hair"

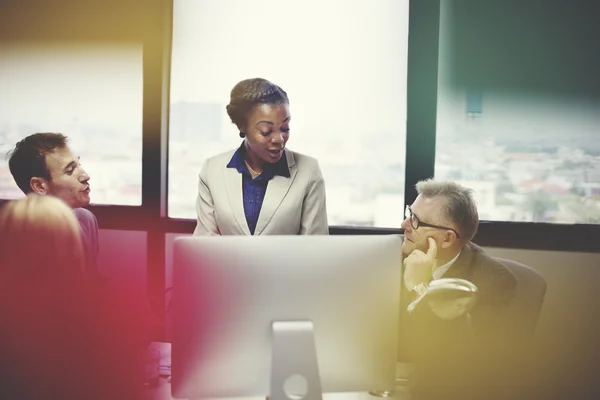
[415,179,479,243]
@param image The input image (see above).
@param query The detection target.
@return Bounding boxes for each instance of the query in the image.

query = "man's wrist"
[411,282,429,298]
[407,282,429,313]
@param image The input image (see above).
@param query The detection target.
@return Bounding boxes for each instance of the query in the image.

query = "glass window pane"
[0,43,143,205]
[434,2,600,224]
[168,0,409,227]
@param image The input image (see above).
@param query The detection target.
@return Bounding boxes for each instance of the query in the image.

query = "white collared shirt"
[432,251,461,280]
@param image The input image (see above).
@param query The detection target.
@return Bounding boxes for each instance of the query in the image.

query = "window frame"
[1,0,599,340]
[147,0,597,254]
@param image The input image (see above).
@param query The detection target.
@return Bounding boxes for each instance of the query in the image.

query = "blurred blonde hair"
[0,194,85,280]
[0,196,150,400]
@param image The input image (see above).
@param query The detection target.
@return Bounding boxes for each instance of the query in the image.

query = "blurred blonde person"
[0,194,85,282]
[0,195,148,400]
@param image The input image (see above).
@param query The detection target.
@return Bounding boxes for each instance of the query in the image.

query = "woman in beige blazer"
[194,78,329,236]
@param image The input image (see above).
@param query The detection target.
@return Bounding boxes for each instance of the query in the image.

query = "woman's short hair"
[415,179,480,243]
[226,78,289,137]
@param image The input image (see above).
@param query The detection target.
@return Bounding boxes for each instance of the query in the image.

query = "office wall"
[98,229,147,296]
[0,0,156,42]
[483,246,600,384]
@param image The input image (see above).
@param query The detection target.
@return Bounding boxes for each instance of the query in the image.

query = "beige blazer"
[193,148,329,235]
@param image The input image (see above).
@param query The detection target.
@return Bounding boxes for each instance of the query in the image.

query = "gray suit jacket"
[193,148,328,236]
[399,242,518,398]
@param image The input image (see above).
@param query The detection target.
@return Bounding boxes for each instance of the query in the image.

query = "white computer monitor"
[171,235,403,400]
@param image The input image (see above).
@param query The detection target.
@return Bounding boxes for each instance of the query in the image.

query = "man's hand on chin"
[403,237,437,291]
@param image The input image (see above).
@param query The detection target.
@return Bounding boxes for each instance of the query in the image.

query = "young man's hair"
[416,179,479,243]
[7,133,68,194]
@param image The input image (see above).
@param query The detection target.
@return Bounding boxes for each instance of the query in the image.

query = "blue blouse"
[226,143,290,234]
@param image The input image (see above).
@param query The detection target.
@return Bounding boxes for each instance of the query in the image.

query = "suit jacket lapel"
[444,242,476,279]
[255,150,297,235]
[223,167,251,235]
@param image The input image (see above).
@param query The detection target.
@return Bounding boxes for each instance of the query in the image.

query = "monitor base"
[271,321,323,400]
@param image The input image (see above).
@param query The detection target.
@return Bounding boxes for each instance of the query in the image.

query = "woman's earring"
[239,131,245,138]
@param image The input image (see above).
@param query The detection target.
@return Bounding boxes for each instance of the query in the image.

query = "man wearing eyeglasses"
[398,179,518,399]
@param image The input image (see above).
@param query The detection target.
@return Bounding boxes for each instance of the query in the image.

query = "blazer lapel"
[223,167,251,235]
[444,242,476,279]
[255,150,297,235]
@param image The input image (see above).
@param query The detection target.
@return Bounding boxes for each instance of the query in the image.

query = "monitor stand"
[271,321,323,400]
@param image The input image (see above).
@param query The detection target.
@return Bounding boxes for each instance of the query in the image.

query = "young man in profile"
[7,132,99,275]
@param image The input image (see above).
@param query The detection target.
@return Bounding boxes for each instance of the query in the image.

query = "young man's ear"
[30,177,49,195]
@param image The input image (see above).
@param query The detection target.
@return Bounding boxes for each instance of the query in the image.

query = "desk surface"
[145,342,412,400]
[145,378,412,400]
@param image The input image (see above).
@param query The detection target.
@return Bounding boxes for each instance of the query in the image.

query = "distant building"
[456,180,497,220]
[466,90,483,119]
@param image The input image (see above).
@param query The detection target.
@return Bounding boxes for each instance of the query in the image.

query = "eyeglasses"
[404,205,461,239]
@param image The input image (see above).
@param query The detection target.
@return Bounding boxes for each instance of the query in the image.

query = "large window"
[434,0,600,224]
[435,90,600,224]
[168,0,409,227]
[0,43,143,205]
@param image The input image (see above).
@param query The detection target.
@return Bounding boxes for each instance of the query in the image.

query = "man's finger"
[405,249,425,261]
[426,237,438,259]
